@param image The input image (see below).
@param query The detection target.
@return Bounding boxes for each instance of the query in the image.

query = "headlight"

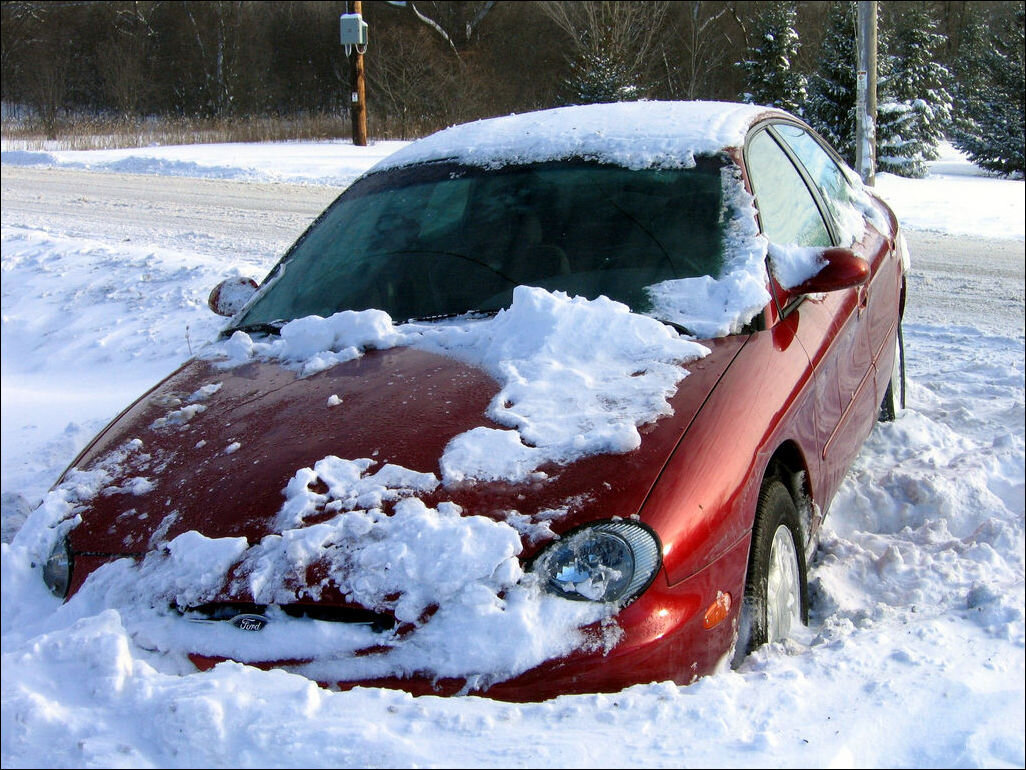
[42,537,72,599]
[531,520,661,605]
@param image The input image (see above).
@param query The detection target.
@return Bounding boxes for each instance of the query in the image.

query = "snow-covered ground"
[2,136,1024,768]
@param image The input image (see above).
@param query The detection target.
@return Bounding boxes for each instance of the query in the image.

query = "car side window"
[746,129,832,248]
[773,124,862,246]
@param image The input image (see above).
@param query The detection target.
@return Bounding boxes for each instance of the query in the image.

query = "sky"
[1,134,1024,769]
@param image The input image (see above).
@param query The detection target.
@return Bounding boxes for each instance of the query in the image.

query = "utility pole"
[349,0,368,147]
[855,1,877,185]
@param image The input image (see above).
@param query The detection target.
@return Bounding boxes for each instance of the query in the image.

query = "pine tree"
[737,1,807,116]
[952,3,1025,176]
[565,46,640,105]
[807,1,858,165]
[949,6,989,143]
[876,6,953,178]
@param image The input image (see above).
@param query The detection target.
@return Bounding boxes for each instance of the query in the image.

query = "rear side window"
[746,129,831,248]
[773,124,862,246]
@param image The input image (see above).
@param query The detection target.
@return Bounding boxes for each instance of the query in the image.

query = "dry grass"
[1,112,354,151]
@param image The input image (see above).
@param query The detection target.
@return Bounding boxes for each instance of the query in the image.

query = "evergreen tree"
[807,1,857,165]
[949,6,989,143]
[737,1,807,116]
[952,3,1025,176]
[876,6,953,178]
[564,44,640,105]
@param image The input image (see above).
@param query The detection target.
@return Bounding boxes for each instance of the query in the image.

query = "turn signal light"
[702,591,731,629]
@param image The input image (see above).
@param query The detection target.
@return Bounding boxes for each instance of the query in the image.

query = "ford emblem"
[230,613,269,632]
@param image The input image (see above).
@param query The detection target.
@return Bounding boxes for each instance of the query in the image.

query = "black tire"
[732,478,808,666]
[879,323,906,422]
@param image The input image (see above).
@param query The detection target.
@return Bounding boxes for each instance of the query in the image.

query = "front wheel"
[732,478,808,666]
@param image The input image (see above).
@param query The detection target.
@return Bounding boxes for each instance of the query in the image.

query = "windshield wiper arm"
[659,319,695,337]
[224,320,285,337]
[402,309,499,324]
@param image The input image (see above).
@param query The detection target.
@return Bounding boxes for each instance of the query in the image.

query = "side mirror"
[789,247,870,295]
[208,277,258,317]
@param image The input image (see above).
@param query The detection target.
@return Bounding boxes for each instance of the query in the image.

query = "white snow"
[767,242,829,289]
[2,127,1023,768]
[876,141,1026,240]
[1,139,407,187]
[371,101,776,172]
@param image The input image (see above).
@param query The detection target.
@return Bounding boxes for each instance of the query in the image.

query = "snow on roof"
[372,101,780,172]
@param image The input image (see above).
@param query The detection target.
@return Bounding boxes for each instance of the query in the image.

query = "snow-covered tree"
[737,1,807,116]
[949,5,989,142]
[951,3,1025,176]
[807,1,857,164]
[876,6,953,178]
[565,46,640,104]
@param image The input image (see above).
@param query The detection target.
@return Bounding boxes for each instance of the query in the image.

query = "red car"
[40,102,906,701]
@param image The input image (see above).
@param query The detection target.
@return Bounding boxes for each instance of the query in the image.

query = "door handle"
[857,285,869,316]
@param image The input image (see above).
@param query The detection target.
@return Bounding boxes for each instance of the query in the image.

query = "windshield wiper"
[224,320,285,338]
[659,319,695,337]
[401,309,499,324]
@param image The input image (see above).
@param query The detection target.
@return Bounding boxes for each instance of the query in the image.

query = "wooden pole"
[351,0,368,147]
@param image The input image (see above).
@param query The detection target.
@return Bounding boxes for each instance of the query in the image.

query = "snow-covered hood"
[61,335,744,592]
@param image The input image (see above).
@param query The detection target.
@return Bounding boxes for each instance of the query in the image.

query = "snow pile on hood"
[211,286,710,484]
[373,101,775,173]
[22,285,710,687]
[217,307,400,377]
[411,288,708,482]
[27,452,610,688]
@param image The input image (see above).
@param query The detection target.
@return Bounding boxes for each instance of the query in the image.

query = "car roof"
[370,101,786,174]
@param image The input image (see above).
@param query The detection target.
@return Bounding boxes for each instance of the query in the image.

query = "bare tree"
[667,1,731,101]
[97,3,159,119]
[182,0,245,117]
[367,25,449,138]
[392,1,497,60]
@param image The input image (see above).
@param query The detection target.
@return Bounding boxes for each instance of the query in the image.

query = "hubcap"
[766,524,801,642]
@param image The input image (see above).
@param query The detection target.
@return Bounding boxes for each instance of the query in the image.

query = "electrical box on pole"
[340,13,368,56]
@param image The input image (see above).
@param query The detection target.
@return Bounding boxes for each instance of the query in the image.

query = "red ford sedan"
[40,102,906,701]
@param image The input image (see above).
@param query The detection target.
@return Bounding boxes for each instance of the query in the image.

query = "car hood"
[64,337,745,580]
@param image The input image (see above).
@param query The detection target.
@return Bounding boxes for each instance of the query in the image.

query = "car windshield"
[232,156,728,330]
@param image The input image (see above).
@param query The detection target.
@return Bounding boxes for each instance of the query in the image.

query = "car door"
[771,122,899,373]
[770,124,900,480]
[744,125,877,504]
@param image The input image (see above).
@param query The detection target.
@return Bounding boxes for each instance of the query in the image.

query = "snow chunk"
[150,403,207,430]
[409,287,709,483]
[208,309,400,376]
[767,243,829,289]
[60,455,609,687]
[275,456,440,531]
